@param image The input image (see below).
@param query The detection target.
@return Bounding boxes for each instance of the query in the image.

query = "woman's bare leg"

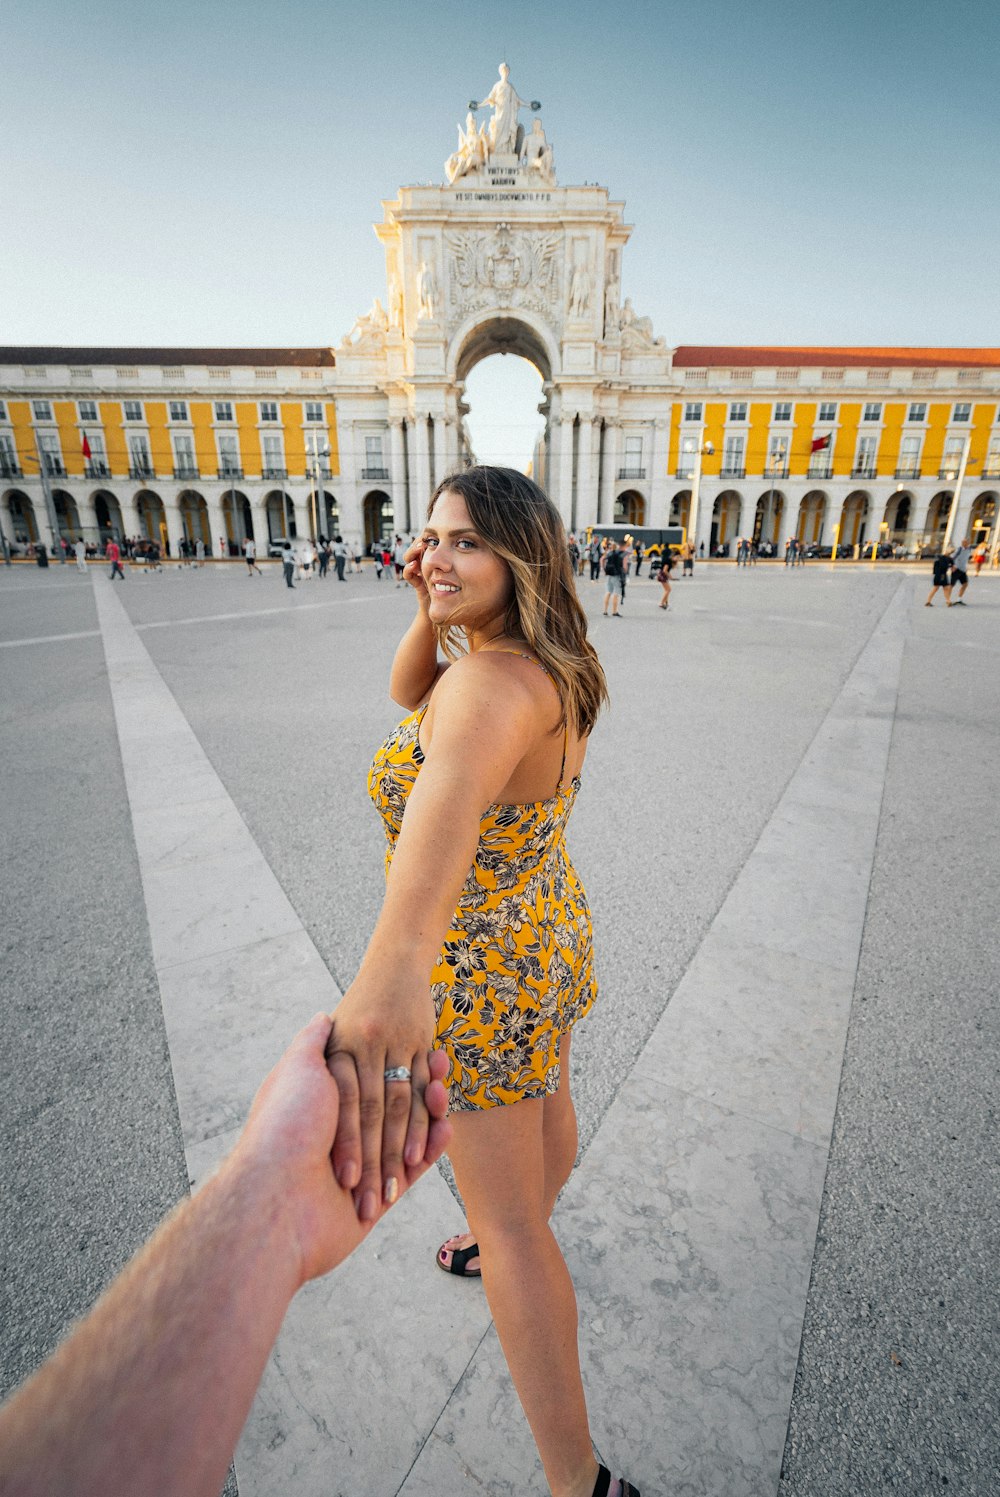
[447,1094,599,1497]
[439,1033,577,1271]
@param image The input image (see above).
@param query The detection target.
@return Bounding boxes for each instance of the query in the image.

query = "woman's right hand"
[402,539,428,602]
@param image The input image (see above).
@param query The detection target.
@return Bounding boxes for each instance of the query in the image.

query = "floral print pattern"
[368,705,597,1111]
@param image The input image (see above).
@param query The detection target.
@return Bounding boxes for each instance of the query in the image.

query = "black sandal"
[436,1239,482,1278]
[592,1465,641,1497]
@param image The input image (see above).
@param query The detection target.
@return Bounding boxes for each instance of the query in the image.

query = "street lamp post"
[309,430,331,540]
[942,433,975,552]
[686,434,714,554]
[23,442,66,562]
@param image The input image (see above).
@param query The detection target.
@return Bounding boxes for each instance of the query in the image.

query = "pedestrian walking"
[973,542,987,575]
[658,548,675,609]
[280,540,295,589]
[680,540,694,578]
[353,545,364,574]
[950,537,972,605]
[317,537,331,578]
[588,534,602,580]
[74,538,87,572]
[925,547,953,607]
[106,538,125,581]
[245,537,262,576]
[373,544,384,580]
[35,542,49,569]
[195,539,205,566]
[325,465,638,1497]
[333,535,348,581]
[601,539,625,617]
[393,534,406,585]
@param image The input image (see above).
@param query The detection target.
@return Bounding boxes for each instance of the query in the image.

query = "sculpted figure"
[569,261,591,319]
[521,119,555,184]
[482,63,529,155]
[604,278,620,336]
[446,112,490,182]
[417,261,438,321]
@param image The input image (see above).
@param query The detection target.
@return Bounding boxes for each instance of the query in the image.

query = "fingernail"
[404,1140,420,1166]
[359,1189,378,1222]
[337,1162,358,1190]
[383,1176,399,1206]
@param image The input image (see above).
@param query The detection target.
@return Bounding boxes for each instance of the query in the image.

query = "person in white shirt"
[244,538,262,576]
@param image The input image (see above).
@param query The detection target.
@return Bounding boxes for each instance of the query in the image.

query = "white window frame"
[766,434,789,474]
[32,400,53,421]
[907,402,927,423]
[941,436,964,475]
[677,433,699,478]
[214,401,235,423]
[862,402,882,423]
[304,401,325,424]
[773,402,793,423]
[0,400,7,421]
[77,400,98,422]
[952,402,971,423]
[728,402,747,422]
[172,432,197,472]
[259,401,279,423]
[722,432,745,474]
[123,400,143,422]
[217,431,241,474]
[128,432,152,470]
[855,434,878,473]
[818,401,837,423]
[897,434,922,476]
[261,432,285,473]
[169,400,189,423]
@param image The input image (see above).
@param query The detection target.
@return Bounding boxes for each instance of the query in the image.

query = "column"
[206,496,228,556]
[692,473,714,559]
[412,415,432,533]
[335,415,358,543]
[650,418,670,526]
[576,417,597,530]
[162,500,185,560]
[556,414,575,530]
[389,420,406,534]
[600,422,620,523]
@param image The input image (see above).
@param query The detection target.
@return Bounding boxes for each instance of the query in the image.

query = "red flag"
[81,434,92,459]
[811,434,831,453]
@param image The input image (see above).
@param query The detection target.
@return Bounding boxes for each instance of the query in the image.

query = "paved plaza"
[1,557,998,1496]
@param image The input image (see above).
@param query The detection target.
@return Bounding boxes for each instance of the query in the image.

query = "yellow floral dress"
[367,691,597,1112]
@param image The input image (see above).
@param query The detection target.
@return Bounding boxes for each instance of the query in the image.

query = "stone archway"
[5,490,39,545]
[712,490,740,551]
[363,490,393,548]
[924,491,952,541]
[614,489,645,525]
[92,491,124,543]
[265,490,296,540]
[839,491,870,548]
[797,490,827,545]
[670,489,692,536]
[968,491,998,550]
[52,490,81,542]
[136,490,166,549]
[179,490,210,547]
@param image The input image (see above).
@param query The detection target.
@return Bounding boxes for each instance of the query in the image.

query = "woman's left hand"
[324,975,441,1223]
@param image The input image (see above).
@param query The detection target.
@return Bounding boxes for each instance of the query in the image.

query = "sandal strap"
[591,1467,611,1497]
[448,1242,481,1275]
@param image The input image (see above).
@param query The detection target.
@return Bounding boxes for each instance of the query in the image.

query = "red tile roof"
[0,346,336,367]
[672,346,1000,369]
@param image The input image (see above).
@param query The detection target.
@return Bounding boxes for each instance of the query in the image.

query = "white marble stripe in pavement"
[396,580,911,1497]
[0,629,102,648]
[92,576,494,1497]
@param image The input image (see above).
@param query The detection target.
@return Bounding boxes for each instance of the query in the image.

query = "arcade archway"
[363,491,393,547]
[614,490,645,525]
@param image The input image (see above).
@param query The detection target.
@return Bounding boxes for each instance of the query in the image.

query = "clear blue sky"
[6,0,998,466]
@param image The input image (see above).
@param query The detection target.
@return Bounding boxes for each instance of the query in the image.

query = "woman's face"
[420,490,514,636]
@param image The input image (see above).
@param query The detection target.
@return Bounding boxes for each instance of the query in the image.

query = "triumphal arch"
[335,63,673,539]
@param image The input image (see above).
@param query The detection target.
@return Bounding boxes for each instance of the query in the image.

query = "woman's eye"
[422,537,438,547]
[457,539,476,550]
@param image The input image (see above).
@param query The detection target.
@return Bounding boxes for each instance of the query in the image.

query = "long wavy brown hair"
[426,466,608,736]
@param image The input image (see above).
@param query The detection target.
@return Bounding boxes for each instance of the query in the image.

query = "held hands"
[234,1013,450,1281]
[324,975,440,1223]
[402,539,428,602]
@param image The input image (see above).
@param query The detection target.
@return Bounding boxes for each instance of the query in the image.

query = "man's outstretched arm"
[0,1014,451,1497]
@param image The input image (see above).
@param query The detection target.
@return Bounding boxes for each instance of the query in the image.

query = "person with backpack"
[602,540,625,617]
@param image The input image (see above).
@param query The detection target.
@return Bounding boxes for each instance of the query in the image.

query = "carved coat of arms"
[445,224,562,323]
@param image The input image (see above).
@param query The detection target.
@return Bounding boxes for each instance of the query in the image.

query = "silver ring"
[383,1066,412,1084]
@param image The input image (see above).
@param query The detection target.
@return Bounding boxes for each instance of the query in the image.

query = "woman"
[658,547,675,609]
[326,467,639,1497]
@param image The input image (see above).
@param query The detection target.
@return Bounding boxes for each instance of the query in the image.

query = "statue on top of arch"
[444,63,555,185]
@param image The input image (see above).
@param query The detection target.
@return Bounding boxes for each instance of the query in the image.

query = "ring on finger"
[383,1065,412,1084]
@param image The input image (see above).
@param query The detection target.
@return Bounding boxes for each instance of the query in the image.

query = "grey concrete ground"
[1,556,997,1495]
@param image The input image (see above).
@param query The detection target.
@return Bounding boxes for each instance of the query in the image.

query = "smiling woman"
[324,466,638,1496]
